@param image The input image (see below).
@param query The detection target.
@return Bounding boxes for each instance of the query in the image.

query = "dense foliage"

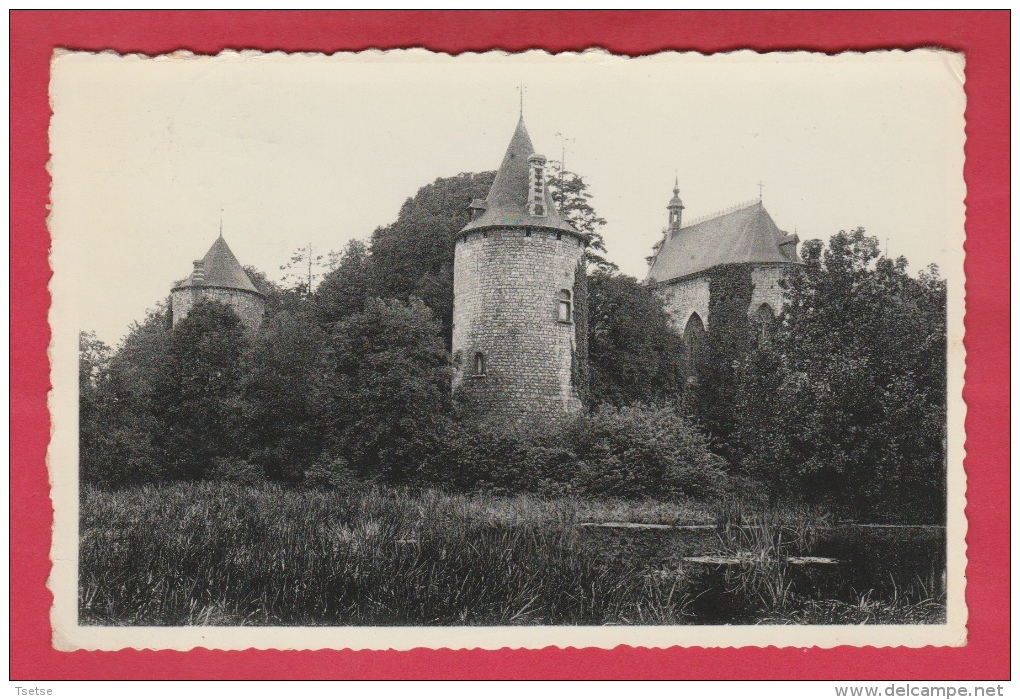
[151,302,249,480]
[546,161,615,272]
[586,271,686,408]
[686,264,755,457]
[366,172,495,345]
[81,173,947,524]
[318,298,450,484]
[730,230,947,522]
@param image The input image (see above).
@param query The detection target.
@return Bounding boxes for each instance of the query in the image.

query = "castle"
[171,114,798,424]
[171,233,266,334]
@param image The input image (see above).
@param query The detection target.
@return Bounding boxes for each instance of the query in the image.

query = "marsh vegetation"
[80,483,945,627]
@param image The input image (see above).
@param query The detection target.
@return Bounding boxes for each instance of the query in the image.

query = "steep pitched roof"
[646,201,799,284]
[460,117,578,236]
[175,235,261,294]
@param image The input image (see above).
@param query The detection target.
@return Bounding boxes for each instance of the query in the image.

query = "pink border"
[11,10,1009,679]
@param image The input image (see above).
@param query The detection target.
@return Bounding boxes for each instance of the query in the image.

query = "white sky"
[50,49,966,346]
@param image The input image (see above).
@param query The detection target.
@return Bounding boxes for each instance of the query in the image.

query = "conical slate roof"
[646,201,799,284]
[460,117,579,236]
[175,235,261,294]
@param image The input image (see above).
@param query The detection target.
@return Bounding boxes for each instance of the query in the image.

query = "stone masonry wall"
[658,264,795,332]
[452,228,585,425]
[657,275,711,332]
[749,264,790,317]
[171,286,265,335]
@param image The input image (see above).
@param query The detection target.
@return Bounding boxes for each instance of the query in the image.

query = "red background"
[10,10,1009,680]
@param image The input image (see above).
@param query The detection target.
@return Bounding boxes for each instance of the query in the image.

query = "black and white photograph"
[48,49,966,650]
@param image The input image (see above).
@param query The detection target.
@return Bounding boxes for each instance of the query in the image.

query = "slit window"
[558,290,573,323]
[473,352,485,376]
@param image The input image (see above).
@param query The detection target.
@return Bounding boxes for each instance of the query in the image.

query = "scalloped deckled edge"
[46,47,968,652]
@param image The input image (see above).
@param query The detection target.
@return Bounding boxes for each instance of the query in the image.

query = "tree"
[732,229,947,522]
[586,271,686,407]
[279,243,330,296]
[152,300,249,480]
[369,172,495,346]
[79,305,172,486]
[245,264,304,318]
[546,161,616,273]
[239,307,329,482]
[319,298,450,483]
[79,331,112,485]
[314,239,372,327]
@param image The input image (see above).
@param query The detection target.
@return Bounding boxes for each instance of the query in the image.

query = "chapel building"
[645,181,800,373]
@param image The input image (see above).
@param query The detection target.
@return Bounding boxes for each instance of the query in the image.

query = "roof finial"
[518,82,525,118]
[556,132,574,174]
[219,208,224,239]
[757,180,764,202]
[674,171,680,195]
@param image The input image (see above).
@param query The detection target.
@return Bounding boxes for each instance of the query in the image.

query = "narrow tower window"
[558,289,573,323]
[473,352,485,377]
[756,303,776,343]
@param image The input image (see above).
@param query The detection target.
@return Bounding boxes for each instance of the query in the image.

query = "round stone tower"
[452,116,588,425]
[171,234,265,334]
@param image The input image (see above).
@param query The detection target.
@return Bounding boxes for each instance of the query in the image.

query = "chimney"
[528,153,547,217]
[191,260,206,286]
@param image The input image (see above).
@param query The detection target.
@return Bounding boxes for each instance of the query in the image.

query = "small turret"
[171,234,265,334]
[667,177,685,236]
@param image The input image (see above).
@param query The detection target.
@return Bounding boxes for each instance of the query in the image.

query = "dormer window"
[468,198,488,221]
[557,290,573,323]
[528,153,548,217]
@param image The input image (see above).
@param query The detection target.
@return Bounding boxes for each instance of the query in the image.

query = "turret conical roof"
[175,235,261,294]
[460,117,579,236]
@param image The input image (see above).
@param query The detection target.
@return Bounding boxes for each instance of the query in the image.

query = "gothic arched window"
[683,312,706,383]
[558,290,573,323]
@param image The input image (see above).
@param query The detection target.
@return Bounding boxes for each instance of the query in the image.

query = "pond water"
[577,524,946,624]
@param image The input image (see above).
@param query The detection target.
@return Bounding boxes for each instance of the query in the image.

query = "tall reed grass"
[79,483,698,626]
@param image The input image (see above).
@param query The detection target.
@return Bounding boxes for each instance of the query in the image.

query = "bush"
[303,456,362,491]
[430,404,727,501]
[208,458,266,485]
[430,419,575,493]
[568,404,728,499]
[320,297,450,483]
